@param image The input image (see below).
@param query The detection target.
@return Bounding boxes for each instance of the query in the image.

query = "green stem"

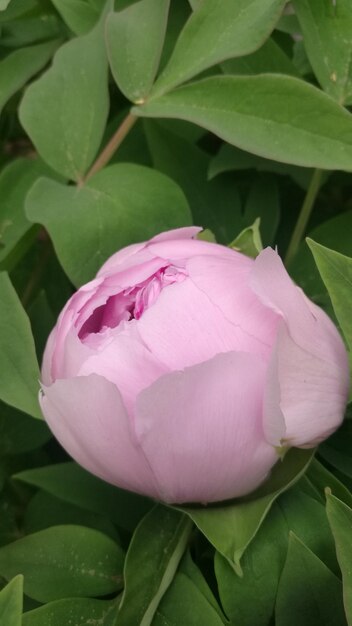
[82,112,137,184]
[284,168,323,267]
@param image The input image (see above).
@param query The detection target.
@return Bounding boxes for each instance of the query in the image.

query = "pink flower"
[40,227,349,503]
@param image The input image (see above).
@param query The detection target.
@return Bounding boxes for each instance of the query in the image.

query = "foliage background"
[0,0,352,624]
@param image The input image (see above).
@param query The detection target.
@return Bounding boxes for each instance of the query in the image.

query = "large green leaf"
[208,143,312,189]
[50,0,102,34]
[0,40,59,115]
[24,490,120,543]
[293,0,352,105]
[0,158,61,271]
[152,0,286,95]
[0,402,50,456]
[319,420,352,482]
[19,6,111,181]
[136,75,352,171]
[0,273,41,419]
[326,493,352,625]
[215,504,287,626]
[242,175,280,246]
[0,576,23,626]
[116,505,192,626]
[180,448,313,571]
[290,210,352,308]
[307,459,352,508]
[106,0,170,102]
[15,462,152,532]
[26,164,191,286]
[275,533,346,626]
[221,36,298,77]
[0,525,124,602]
[278,488,338,574]
[154,571,225,626]
[307,240,352,351]
[22,597,117,626]
[144,119,242,243]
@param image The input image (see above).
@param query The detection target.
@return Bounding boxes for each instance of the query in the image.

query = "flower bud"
[40,228,349,503]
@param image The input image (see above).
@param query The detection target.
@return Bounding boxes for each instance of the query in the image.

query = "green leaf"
[136,75,352,171]
[0,272,41,419]
[215,504,287,626]
[308,459,352,508]
[243,175,280,245]
[221,36,299,77]
[15,462,152,532]
[326,493,352,625]
[22,597,118,626]
[0,402,50,456]
[106,0,170,103]
[278,488,338,574]
[307,239,352,351]
[208,143,312,189]
[229,219,263,258]
[180,448,313,571]
[154,571,225,626]
[152,0,286,95]
[0,576,23,626]
[179,551,225,621]
[293,0,352,105]
[0,0,36,22]
[50,0,102,34]
[0,13,63,49]
[0,525,125,603]
[144,119,242,243]
[26,164,192,286]
[0,40,59,115]
[290,210,352,309]
[319,420,352,481]
[0,0,12,9]
[19,8,111,181]
[116,505,192,626]
[24,490,120,543]
[275,533,346,626]
[0,158,61,271]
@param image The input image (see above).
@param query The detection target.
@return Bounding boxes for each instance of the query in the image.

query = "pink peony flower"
[40,227,349,503]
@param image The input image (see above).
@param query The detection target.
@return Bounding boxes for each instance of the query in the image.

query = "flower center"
[78,265,187,340]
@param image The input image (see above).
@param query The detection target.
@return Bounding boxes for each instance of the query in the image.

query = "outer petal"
[78,327,168,414]
[251,247,346,366]
[41,326,57,385]
[187,255,279,359]
[137,277,269,370]
[135,352,279,504]
[147,237,236,264]
[267,323,348,447]
[252,249,350,447]
[40,374,160,499]
[97,227,201,276]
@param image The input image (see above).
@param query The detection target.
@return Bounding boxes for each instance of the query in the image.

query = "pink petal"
[135,352,278,504]
[40,375,160,499]
[146,238,236,264]
[137,277,269,370]
[78,325,168,414]
[187,255,279,359]
[150,226,202,242]
[268,323,349,447]
[97,227,201,276]
[41,327,57,385]
[251,248,343,365]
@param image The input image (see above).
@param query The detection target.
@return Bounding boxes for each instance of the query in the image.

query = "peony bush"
[0,1,351,625]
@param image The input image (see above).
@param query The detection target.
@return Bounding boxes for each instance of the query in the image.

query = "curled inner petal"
[78,264,187,343]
